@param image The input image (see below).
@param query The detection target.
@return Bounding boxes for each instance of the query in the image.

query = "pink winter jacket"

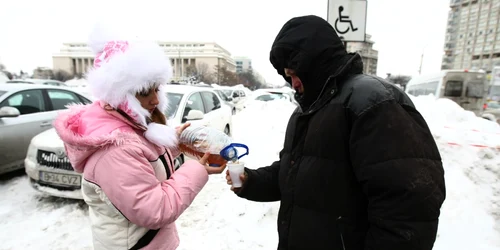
[54,101,209,250]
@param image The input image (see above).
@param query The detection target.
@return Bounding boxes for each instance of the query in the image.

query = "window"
[77,94,92,104]
[183,92,205,120]
[201,92,221,112]
[466,82,484,98]
[47,90,80,110]
[238,91,246,97]
[444,81,463,97]
[0,89,45,115]
[165,93,183,118]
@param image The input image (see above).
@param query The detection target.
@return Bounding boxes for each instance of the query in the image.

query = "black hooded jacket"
[237,15,446,250]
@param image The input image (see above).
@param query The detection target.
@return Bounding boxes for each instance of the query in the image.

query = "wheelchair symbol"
[334,6,358,34]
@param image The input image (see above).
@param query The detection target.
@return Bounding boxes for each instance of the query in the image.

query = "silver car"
[0,83,92,174]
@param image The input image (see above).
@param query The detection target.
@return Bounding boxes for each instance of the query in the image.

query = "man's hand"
[226,169,248,192]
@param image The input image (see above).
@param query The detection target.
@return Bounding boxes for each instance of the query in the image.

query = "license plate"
[39,171,81,187]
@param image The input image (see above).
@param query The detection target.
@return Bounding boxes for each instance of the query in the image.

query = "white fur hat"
[85,22,177,149]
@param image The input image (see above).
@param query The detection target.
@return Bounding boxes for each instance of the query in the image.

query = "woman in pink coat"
[54,24,226,250]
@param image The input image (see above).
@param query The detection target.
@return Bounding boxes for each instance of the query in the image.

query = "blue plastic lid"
[219,143,249,161]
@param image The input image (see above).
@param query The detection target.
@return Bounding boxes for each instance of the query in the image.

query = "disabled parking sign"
[327,0,367,42]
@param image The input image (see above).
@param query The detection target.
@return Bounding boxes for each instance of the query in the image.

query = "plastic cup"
[228,162,245,188]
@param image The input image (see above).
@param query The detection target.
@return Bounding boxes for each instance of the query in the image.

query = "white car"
[216,87,247,111]
[164,84,233,135]
[25,84,233,199]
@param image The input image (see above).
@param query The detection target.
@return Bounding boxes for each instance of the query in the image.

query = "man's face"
[284,68,304,94]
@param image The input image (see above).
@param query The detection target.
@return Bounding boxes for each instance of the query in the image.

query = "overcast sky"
[0,0,450,85]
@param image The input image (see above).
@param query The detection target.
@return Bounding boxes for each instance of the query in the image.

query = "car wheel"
[174,155,184,170]
[224,125,230,136]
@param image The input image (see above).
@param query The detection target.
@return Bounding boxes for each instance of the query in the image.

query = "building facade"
[345,34,379,75]
[233,56,252,73]
[442,0,500,72]
[53,42,236,81]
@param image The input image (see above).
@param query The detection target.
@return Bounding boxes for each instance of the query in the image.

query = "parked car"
[213,89,236,115]
[164,85,233,134]
[7,79,67,86]
[25,84,233,199]
[0,83,92,175]
[259,87,299,106]
[217,87,247,110]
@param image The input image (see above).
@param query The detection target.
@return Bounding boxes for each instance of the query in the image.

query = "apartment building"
[53,42,236,81]
[442,0,500,72]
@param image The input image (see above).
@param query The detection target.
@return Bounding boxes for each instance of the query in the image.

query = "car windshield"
[215,90,230,101]
[221,89,232,97]
[165,92,184,118]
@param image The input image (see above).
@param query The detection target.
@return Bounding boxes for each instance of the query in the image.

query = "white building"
[53,42,236,81]
[233,56,252,73]
[442,0,500,72]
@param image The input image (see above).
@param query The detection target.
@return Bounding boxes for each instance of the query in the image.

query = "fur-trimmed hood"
[80,22,177,149]
[54,102,177,173]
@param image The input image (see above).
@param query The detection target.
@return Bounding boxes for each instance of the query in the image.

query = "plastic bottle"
[178,126,249,167]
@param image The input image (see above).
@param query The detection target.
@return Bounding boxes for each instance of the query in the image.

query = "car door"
[200,91,224,131]
[0,89,51,172]
[182,92,207,127]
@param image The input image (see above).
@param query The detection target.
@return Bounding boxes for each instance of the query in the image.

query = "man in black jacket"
[226,15,446,250]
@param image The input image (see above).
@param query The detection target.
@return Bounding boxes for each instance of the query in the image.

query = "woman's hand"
[176,122,191,137]
[198,152,227,175]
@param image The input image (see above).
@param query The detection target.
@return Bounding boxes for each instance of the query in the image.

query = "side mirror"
[0,106,20,118]
[185,110,204,120]
[227,97,233,101]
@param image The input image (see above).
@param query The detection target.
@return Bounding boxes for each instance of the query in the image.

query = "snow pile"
[410,95,500,149]
[231,100,296,168]
[410,95,500,249]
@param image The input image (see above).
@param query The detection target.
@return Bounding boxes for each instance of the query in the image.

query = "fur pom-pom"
[144,122,178,149]
[88,21,127,55]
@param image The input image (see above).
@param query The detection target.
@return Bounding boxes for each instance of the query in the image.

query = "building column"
[181,58,184,79]
[174,59,178,79]
[75,59,81,75]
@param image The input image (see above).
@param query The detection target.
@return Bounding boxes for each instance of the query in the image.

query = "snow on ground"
[1,96,500,250]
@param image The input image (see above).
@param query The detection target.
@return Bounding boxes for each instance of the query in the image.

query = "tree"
[2,71,13,80]
[236,71,264,90]
[196,62,212,83]
[213,65,237,85]
[52,69,74,82]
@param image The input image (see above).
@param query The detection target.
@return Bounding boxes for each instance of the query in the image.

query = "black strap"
[129,153,173,250]
[129,229,160,250]
[159,154,172,179]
